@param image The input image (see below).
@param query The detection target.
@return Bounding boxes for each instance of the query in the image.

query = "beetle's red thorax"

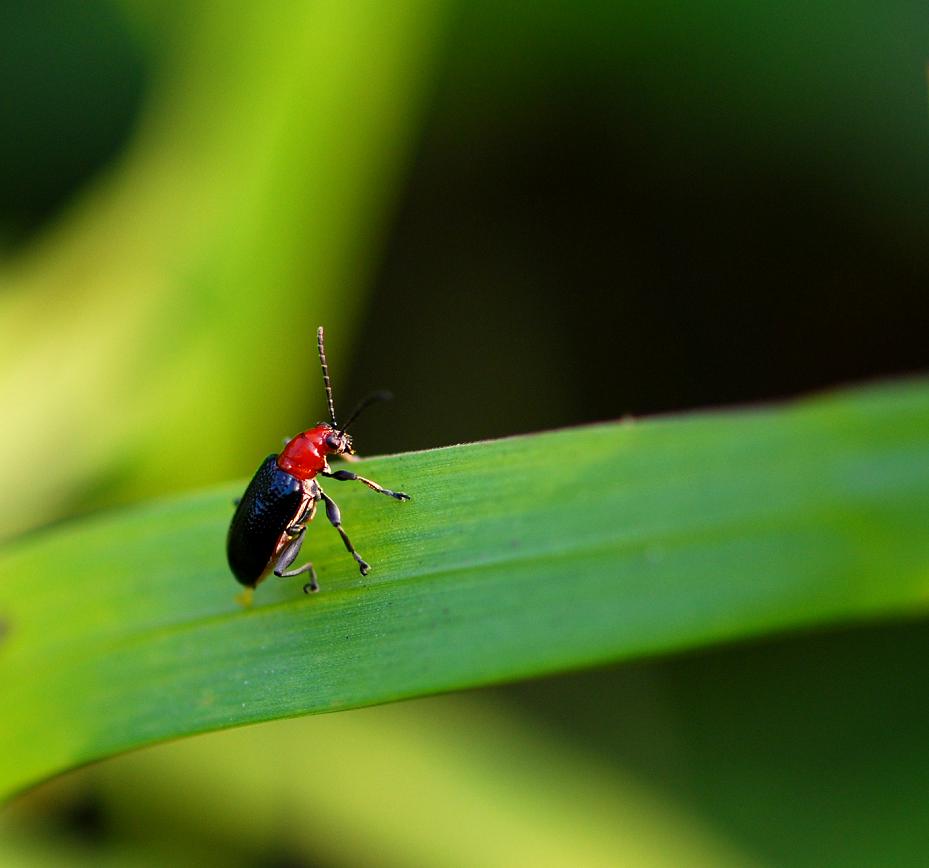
[277,425,333,480]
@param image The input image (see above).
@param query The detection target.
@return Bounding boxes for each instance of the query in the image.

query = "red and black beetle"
[226,327,409,597]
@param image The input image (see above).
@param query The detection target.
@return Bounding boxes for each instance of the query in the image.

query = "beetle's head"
[322,426,354,456]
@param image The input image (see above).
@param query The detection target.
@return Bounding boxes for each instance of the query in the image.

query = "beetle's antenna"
[339,390,393,435]
[317,326,338,426]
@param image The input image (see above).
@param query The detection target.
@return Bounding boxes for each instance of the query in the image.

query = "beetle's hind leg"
[273,529,319,593]
[284,497,317,539]
[299,496,318,526]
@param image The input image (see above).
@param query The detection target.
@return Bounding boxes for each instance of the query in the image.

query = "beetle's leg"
[318,486,371,575]
[285,498,317,538]
[273,529,319,593]
[321,470,410,501]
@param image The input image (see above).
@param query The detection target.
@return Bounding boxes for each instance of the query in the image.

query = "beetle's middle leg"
[273,528,319,593]
[318,486,370,575]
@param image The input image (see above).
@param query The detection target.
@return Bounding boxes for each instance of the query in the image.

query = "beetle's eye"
[326,434,341,450]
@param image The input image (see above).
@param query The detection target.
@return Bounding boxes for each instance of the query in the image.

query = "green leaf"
[2,377,928,799]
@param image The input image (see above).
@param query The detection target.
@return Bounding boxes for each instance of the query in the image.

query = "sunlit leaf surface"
[1,378,928,798]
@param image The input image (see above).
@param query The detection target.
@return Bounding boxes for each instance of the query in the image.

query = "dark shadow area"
[501,618,929,868]
[348,0,929,453]
[0,0,149,250]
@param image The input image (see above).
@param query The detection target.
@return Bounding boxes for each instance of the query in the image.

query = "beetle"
[227,326,409,598]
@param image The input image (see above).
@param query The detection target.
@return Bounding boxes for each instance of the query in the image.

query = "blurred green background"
[2,1,928,865]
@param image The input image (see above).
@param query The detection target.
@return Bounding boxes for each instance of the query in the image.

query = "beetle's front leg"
[321,469,410,501]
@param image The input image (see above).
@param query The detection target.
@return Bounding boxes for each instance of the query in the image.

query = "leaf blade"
[2,378,929,798]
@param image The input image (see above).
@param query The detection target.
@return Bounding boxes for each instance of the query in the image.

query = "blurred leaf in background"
[0,0,448,539]
[1,697,759,868]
